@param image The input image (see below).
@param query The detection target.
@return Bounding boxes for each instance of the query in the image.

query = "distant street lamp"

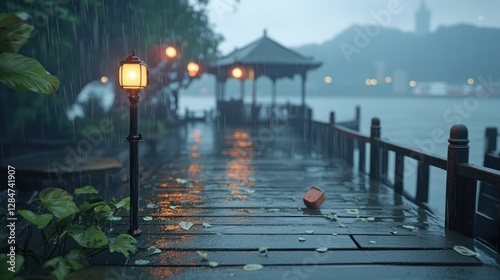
[118,51,149,236]
[165,46,178,59]
[187,61,200,77]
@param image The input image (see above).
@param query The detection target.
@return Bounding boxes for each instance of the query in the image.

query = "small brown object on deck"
[303,186,325,209]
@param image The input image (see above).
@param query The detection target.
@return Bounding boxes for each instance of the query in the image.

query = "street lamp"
[187,61,200,77]
[118,51,149,236]
[165,46,178,59]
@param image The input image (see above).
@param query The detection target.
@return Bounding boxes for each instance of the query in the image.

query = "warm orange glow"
[118,63,148,89]
[409,80,417,87]
[385,76,392,83]
[232,67,243,79]
[324,76,332,84]
[370,79,378,86]
[467,78,474,85]
[187,62,200,78]
[165,46,177,58]
[365,79,371,86]
[100,76,108,83]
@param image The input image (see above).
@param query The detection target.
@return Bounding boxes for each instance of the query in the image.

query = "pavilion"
[208,30,322,123]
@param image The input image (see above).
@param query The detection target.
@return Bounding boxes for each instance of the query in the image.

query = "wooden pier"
[67,110,500,280]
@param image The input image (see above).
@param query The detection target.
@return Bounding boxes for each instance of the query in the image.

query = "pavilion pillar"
[252,77,257,124]
[240,80,245,100]
[301,72,307,108]
[271,78,277,107]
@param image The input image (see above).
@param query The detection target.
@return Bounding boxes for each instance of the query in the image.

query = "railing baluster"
[416,163,430,203]
[394,153,404,193]
[370,118,381,181]
[358,141,365,173]
[381,146,389,180]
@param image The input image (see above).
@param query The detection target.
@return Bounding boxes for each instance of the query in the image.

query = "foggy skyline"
[206,0,500,54]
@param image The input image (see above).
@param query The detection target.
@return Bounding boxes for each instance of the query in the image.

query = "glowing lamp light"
[165,46,178,59]
[232,67,243,79]
[187,62,200,77]
[324,76,332,84]
[385,76,392,84]
[409,80,417,87]
[370,79,378,86]
[100,76,108,83]
[467,78,474,85]
[118,51,149,90]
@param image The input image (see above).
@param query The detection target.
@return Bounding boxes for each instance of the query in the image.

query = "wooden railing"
[291,108,500,252]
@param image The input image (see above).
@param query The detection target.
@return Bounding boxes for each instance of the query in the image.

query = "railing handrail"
[291,109,500,252]
[458,163,500,186]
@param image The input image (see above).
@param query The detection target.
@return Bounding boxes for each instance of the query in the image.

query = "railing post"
[446,124,476,237]
[355,105,361,131]
[358,141,365,173]
[370,118,381,181]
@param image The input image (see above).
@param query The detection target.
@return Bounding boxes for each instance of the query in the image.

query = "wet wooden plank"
[68,265,500,280]
[136,234,357,250]
[121,249,481,266]
[352,234,453,249]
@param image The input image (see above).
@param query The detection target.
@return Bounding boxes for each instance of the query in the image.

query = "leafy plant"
[15,186,136,280]
[0,12,59,94]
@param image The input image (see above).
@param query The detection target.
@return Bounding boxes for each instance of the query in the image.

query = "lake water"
[179,94,500,216]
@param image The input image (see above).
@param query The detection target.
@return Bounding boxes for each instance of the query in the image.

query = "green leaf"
[0,13,34,53]
[65,250,88,270]
[43,257,70,280]
[18,209,53,229]
[74,186,99,195]
[147,246,161,255]
[0,253,24,280]
[68,226,108,248]
[0,52,59,94]
[108,234,138,258]
[113,197,130,211]
[179,221,194,231]
[315,247,328,253]
[453,245,477,257]
[39,188,79,219]
[208,261,219,268]
[134,259,150,265]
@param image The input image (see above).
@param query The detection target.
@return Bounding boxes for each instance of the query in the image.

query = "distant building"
[415,0,431,35]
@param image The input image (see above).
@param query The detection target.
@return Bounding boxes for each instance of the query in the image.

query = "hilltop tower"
[415,0,430,35]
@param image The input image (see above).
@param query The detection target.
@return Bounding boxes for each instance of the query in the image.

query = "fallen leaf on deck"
[143,216,153,221]
[326,213,338,221]
[315,247,328,253]
[176,178,188,184]
[453,245,477,257]
[369,241,376,244]
[208,261,219,268]
[203,222,212,228]
[305,230,314,234]
[245,189,255,194]
[169,205,177,210]
[257,247,268,256]
[146,203,157,209]
[179,221,194,231]
[134,259,150,265]
[243,264,263,271]
[248,177,256,182]
[402,225,418,231]
[346,209,359,214]
[268,209,280,212]
[366,217,375,222]
[197,250,209,261]
[298,237,306,242]
[332,232,338,236]
[147,246,161,255]
[390,231,398,235]
[338,223,346,228]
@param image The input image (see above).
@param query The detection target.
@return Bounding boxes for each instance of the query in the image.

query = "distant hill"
[295,24,500,95]
[186,24,500,97]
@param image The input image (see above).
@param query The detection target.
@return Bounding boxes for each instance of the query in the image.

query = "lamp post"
[118,51,149,236]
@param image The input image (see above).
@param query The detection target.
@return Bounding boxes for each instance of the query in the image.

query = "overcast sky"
[205,0,500,54]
